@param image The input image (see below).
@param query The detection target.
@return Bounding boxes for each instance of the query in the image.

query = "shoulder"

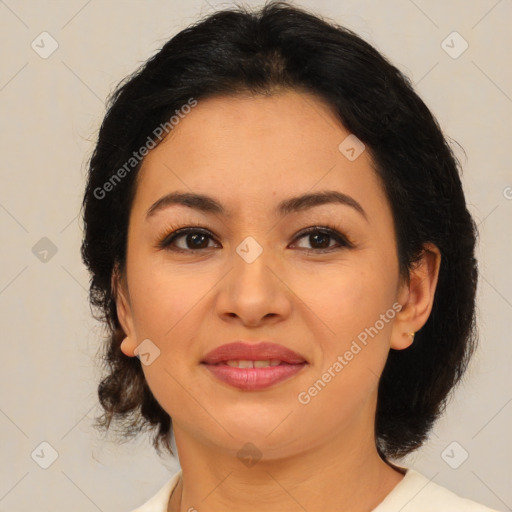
[125,467,502,512]
[128,469,182,512]
[373,468,501,512]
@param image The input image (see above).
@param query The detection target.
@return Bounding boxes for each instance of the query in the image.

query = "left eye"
[158,227,352,253]
[292,227,352,252]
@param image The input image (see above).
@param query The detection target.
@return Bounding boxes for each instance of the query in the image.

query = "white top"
[129,467,501,511]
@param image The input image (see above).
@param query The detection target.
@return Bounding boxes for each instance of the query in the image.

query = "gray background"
[0,0,511,510]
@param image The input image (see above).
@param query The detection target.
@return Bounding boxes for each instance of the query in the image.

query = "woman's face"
[117,90,413,460]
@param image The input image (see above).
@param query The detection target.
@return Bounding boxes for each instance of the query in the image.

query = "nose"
[214,241,292,327]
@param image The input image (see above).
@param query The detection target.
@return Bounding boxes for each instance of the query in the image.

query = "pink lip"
[202,341,307,365]
[201,341,308,391]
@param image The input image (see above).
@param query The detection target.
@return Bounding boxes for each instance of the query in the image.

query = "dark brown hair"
[81,0,478,461]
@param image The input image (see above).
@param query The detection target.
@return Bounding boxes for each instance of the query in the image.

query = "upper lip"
[201,341,307,364]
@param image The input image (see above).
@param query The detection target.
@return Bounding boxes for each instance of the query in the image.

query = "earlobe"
[112,266,138,357]
[390,243,441,350]
[120,336,137,357]
[391,331,416,351]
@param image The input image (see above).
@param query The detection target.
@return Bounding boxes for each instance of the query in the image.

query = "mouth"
[211,359,288,368]
[200,341,308,391]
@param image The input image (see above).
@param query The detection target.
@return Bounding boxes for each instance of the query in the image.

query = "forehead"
[132,90,388,221]
[150,89,345,161]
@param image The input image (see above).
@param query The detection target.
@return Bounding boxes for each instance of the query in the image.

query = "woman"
[80,2,500,510]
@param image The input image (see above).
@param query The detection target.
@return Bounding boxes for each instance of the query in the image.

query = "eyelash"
[155,223,355,254]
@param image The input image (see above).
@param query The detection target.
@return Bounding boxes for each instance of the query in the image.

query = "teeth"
[224,360,282,368]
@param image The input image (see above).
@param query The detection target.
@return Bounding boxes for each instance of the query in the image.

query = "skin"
[115,89,441,512]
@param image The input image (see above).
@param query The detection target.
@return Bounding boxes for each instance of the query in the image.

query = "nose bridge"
[231,232,276,291]
[216,231,291,325]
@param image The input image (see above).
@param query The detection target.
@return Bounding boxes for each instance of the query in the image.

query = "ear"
[112,265,138,357]
[391,243,441,350]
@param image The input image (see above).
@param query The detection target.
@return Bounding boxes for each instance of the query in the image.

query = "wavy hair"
[80,0,478,460]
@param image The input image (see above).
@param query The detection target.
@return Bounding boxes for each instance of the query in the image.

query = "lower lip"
[202,363,307,391]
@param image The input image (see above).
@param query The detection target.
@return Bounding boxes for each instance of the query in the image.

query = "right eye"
[157,227,220,252]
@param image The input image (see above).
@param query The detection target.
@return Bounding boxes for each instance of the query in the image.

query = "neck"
[168,416,404,512]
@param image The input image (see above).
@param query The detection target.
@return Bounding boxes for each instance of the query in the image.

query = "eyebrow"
[146,190,368,221]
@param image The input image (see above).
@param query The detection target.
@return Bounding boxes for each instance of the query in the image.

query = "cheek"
[292,275,395,434]
[297,258,397,332]
[298,256,398,382]
[128,259,204,339]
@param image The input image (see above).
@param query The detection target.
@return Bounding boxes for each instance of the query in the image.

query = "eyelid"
[154,223,355,252]
[155,226,213,251]
[293,225,355,249]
